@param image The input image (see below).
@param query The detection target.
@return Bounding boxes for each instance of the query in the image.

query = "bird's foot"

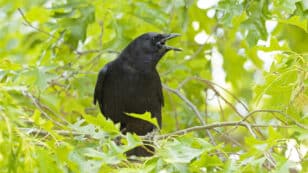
[143,129,159,141]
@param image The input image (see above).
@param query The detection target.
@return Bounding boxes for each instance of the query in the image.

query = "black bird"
[94,32,181,156]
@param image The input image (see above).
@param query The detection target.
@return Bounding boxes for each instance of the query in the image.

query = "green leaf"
[126,111,159,128]
[131,2,169,28]
[190,152,223,172]
[20,66,57,91]
[69,149,104,173]
[158,136,213,164]
[36,148,62,173]
[241,17,267,47]
[80,114,120,135]
[218,0,243,27]
[25,6,50,23]
[273,0,301,14]
[122,133,143,152]
[51,3,95,49]
[222,158,239,173]
[0,59,22,70]
[278,16,308,32]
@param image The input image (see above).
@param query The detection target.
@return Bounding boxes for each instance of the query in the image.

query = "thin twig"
[166,91,180,130]
[198,78,249,111]
[22,91,67,128]
[19,122,294,140]
[19,128,92,138]
[75,49,102,55]
[213,129,242,146]
[241,121,257,138]
[99,21,104,48]
[163,84,205,125]
[163,85,218,146]
[204,88,209,123]
[176,76,249,111]
[158,122,293,139]
[18,8,56,38]
[217,95,225,121]
[241,110,308,130]
[181,76,265,137]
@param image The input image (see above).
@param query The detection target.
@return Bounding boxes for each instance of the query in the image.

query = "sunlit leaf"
[126,111,159,128]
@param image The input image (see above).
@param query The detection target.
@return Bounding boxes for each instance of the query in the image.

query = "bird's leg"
[120,127,127,134]
[143,128,159,142]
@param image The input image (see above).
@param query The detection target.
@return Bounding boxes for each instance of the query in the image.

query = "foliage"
[0,0,308,172]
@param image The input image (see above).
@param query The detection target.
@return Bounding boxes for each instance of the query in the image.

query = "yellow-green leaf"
[126,111,159,128]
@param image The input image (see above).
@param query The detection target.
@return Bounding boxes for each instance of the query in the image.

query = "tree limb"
[158,121,293,139]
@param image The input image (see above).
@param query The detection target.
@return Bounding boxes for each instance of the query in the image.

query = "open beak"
[159,33,182,51]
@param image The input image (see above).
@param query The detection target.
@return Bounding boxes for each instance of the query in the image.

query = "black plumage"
[94,32,181,156]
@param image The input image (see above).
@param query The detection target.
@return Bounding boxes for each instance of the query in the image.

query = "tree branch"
[163,84,218,145]
[158,121,293,139]
[18,127,92,139]
[18,121,294,140]
[163,84,205,125]
[22,90,68,127]
[241,109,308,130]
[18,8,56,38]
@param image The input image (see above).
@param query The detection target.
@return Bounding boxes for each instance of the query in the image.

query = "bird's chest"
[103,64,161,113]
[124,72,157,96]
[111,69,158,113]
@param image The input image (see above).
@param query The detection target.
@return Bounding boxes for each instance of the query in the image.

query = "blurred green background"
[0,0,307,172]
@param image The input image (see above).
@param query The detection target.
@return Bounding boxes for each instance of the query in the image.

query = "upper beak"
[160,33,182,51]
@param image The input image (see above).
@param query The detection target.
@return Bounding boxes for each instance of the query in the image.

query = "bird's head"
[121,32,181,69]
[135,32,182,54]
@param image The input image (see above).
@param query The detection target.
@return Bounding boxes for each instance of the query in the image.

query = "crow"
[94,32,181,156]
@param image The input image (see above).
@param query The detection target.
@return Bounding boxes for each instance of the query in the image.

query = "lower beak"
[161,33,182,51]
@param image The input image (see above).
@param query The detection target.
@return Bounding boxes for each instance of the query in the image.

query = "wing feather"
[93,66,108,105]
